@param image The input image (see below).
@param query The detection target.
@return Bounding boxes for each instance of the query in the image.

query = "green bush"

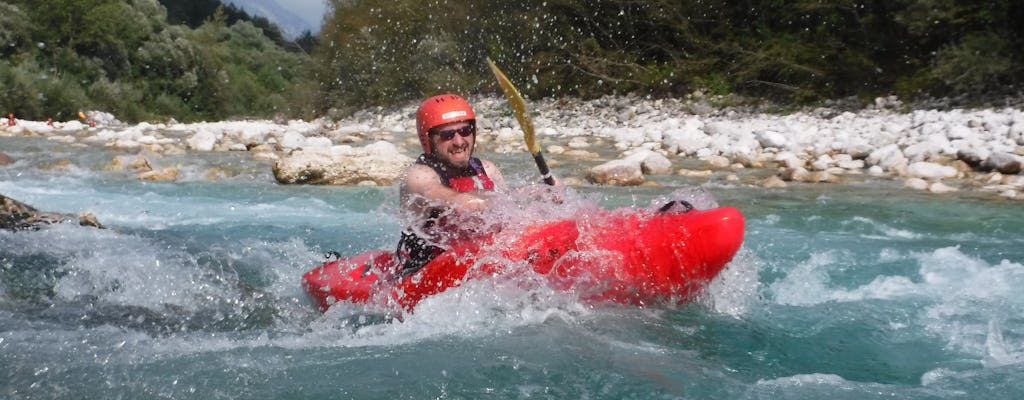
[930,32,1017,95]
[0,0,312,122]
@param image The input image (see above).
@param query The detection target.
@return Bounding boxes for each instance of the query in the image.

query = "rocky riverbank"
[2,95,1023,200]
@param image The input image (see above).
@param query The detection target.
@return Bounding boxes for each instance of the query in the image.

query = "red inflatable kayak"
[302,202,744,311]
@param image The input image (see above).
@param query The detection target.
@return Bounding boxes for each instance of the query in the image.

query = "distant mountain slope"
[226,0,323,39]
[157,0,308,52]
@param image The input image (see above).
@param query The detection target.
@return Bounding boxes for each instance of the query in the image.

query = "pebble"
[1,95,1022,199]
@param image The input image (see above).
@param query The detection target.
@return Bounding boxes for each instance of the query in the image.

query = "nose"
[451,132,471,146]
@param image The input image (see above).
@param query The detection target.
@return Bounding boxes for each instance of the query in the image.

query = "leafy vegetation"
[0,0,313,122]
[2,0,1021,122]
[315,0,1024,113]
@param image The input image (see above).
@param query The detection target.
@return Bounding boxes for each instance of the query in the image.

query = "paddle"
[485,58,556,186]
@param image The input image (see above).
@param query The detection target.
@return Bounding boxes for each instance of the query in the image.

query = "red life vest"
[395,154,495,276]
[416,154,494,192]
[418,154,495,237]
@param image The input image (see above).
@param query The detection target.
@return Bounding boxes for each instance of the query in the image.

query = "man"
[396,94,506,275]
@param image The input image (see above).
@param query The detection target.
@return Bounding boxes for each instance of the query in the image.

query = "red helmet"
[416,94,475,154]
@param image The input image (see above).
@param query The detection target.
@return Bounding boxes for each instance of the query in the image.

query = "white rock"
[774,152,805,169]
[946,125,973,140]
[280,130,307,150]
[624,149,673,174]
[186,130,218,152]
[304,136,333,149]
[662,128,710,155]
[567,137,590,149]
[810,154,834,171]
[904,178,929,190]
[867,144,907,170]
[928,182,958,193]
[272,141,413,185]
[703,155,731,169]
[837,159,865,170]
[755,130,788,148]
[906,162,958,180]
[586,159,644,186]
[546,145,566,154]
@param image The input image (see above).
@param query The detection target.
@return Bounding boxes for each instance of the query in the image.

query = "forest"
[0,0,315,122]
[2,0,1022,122]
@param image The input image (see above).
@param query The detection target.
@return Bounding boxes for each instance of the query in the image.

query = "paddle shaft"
[534,153,555,185]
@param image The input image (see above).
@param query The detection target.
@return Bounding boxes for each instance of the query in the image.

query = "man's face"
[429,121,475,168]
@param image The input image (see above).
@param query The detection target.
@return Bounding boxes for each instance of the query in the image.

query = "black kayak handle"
[658,200,694,214]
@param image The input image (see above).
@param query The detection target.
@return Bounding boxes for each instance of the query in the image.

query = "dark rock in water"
[982,152,1023,175]
[1,194,103,231]
[0,151,12,166]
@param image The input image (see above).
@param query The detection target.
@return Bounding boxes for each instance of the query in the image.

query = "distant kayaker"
[396,94,560,275]
[6,113,14,126]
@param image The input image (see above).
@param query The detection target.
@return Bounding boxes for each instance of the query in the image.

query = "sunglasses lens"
[434,125,475,141]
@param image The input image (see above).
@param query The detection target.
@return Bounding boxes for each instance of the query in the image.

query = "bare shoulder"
[404,163,437,180]
[402,163,440,193]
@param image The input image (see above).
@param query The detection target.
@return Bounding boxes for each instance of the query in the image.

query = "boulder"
[624,149,673,174]
[757,175,787,188]
[0,151,12,166]
[186,130,218,151]
[661,127,710,155]
[272,141,413,185]
[780,168,840,183]
[904,178,929,191]
[105,155,153,172]
[956,147,990,167]
[866,144,908,170]
[982,152,1023,174]
[928,181,958,193]
[754,130,788,149]
[703,155,731,169]
[774,152,805,169]
[586,159,645,186]
[906,162,958,180]
[138,167,180,181]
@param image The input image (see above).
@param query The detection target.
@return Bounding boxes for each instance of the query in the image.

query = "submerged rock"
[1,194,103,231]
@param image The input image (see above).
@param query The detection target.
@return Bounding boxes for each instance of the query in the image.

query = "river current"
[2,136,1023,399]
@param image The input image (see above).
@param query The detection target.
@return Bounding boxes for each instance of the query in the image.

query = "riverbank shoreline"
[2,95,1023,201]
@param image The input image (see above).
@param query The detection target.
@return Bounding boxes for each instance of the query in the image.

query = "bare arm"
[400,164,489,214]
[479,159,507,190]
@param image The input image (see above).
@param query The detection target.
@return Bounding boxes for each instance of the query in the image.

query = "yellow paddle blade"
[486,58,540,155]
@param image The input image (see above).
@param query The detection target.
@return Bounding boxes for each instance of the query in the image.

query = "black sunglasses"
[430,124,476,141]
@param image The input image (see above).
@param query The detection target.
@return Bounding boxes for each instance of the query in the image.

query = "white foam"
[850,216,923,240]
[756,373,849,387]
[923,253,1024,360]
[769,251,841,306]
[770,246,1024,309]
[704,249,761,316]
[766,244,1024,363]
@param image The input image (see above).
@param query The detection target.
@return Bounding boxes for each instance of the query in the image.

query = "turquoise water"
[2,136,1024,399]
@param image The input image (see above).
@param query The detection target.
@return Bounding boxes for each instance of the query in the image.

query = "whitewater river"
[2,136,1023,399]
